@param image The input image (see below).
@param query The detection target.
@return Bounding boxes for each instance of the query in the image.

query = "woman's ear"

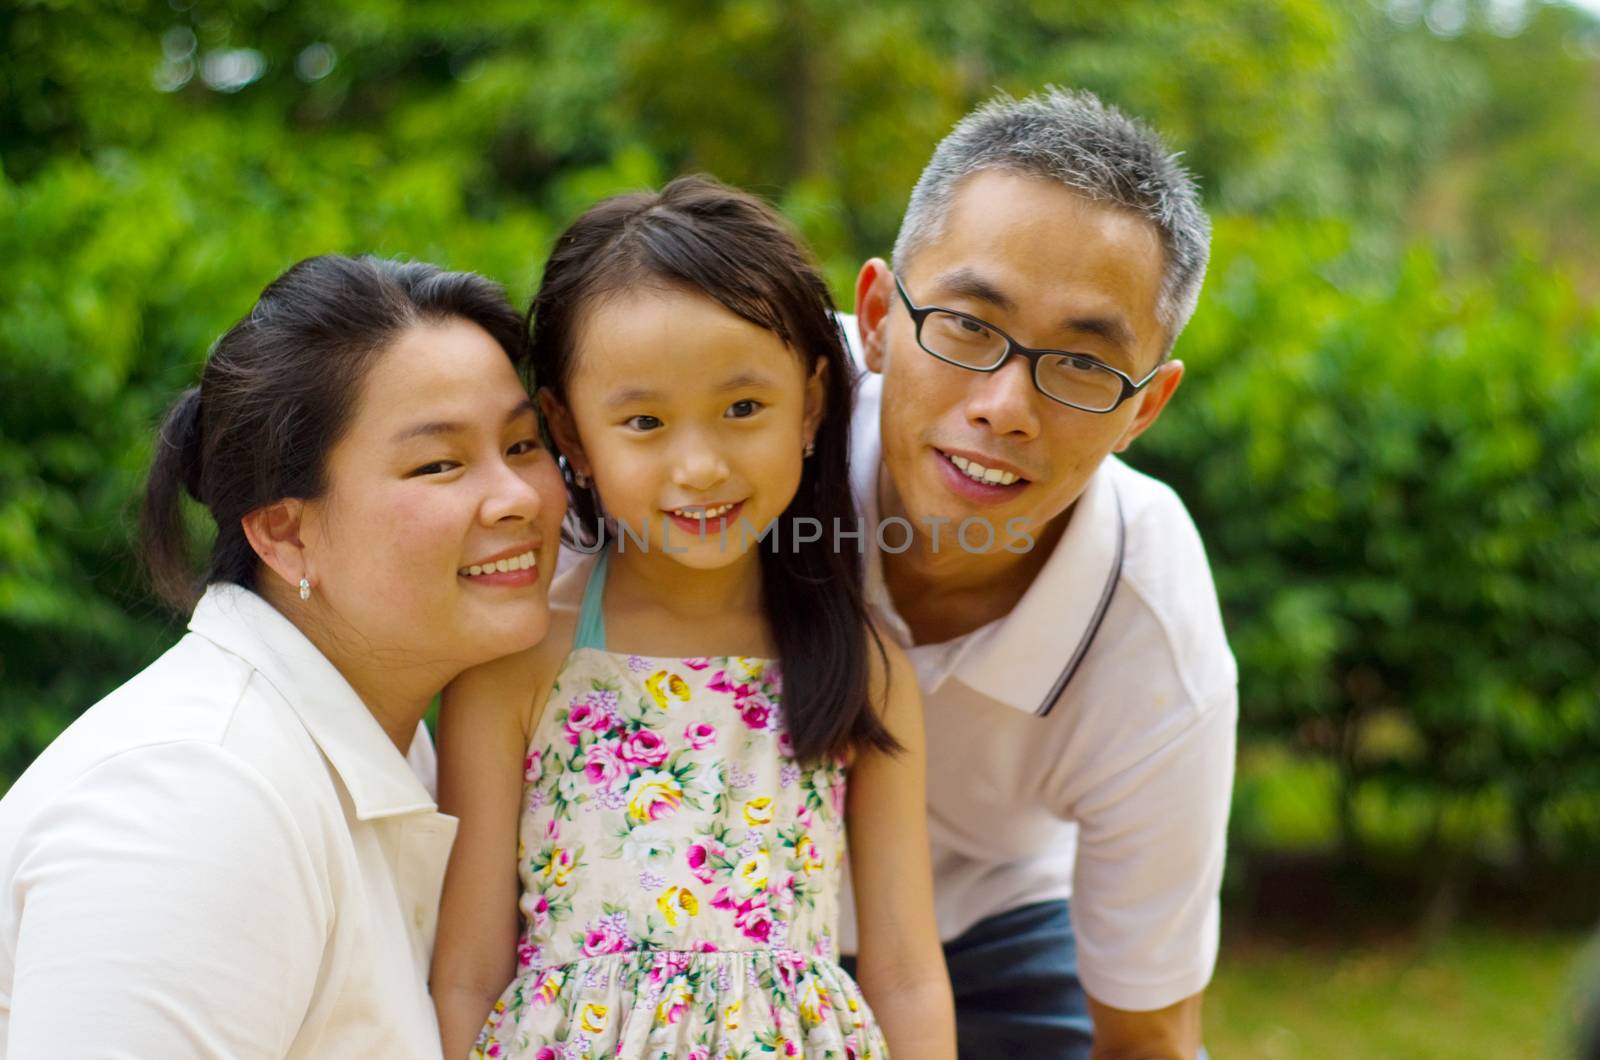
[241,498,312,594]
[803,359,829,451]
[538,387,591,477]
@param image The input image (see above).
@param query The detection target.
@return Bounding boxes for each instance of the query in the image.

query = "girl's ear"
[803,358,828,451]
[538,387,591,477]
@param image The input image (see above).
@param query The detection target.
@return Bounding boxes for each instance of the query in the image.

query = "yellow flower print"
[734,847,770,897]
[540,847,575,887]
[723,1000,741,1032]
[655,984,693,1026]
[743,796,774,827]
[535,968,566,1005]
[627,770,685,824]
[656,885,700,927]
[732,657,766,682]
[580,1002,608,1034]
[798,973,832,1026]
[797,833,824,874]
[645,670,691,710]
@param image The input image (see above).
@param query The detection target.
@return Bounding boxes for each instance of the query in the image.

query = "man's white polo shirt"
[841,361,1238,1013]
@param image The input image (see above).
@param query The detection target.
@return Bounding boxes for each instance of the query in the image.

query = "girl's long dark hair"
[529,175,896,763]
[142,254,526,612]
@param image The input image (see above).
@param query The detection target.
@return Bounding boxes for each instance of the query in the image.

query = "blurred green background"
[4,0,1599,1054]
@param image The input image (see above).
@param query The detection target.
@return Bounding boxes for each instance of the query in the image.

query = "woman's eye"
[507,438,541,456]
[407,460,460,478]
[626,415,663,431]
[726,399,763,419]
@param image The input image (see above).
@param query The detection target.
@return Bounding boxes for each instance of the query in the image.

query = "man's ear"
[538,388,591,478]
[241,498,311,594]
[1113,360,1185,453]
[803,358,829,450]
[854,257,895,374]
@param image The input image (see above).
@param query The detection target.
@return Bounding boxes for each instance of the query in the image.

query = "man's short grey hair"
[893,87,1211,356]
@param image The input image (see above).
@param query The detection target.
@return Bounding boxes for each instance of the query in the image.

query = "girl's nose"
[672,448,730,493]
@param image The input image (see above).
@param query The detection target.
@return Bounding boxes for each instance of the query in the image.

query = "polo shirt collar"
[854,377,1125,714]
[187,583,439,820]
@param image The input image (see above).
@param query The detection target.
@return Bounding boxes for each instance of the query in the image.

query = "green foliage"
[3,0,1598,893]
[1131,217,1600,862]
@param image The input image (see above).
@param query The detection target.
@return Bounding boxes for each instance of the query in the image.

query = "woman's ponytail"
[140,386,206,611]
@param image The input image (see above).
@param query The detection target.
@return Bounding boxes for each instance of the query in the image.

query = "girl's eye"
[626,415,663,431]
[406,460,460,478]
[726,399,763,419]
[507,438,541,456]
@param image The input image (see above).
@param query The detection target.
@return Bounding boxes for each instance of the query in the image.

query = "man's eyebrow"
[931,267,1138,355]
[390,398,535,443]
[1061,314,1136,354]
[928,267,1017,314]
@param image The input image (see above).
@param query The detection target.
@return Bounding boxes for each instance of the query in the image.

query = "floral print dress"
[474,550,886,1060]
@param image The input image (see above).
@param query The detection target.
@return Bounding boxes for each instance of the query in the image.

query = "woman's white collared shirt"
[0,584,458,1058]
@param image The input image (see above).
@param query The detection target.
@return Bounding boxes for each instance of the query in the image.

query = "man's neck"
[878,467,1071,646]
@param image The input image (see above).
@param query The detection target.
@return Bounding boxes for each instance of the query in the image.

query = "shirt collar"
[851,369,1125,714]
[187,583,439,820]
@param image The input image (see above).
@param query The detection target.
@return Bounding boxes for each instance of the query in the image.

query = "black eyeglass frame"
[893,273,1161,414]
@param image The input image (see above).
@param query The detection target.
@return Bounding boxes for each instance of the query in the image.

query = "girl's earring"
[298,576,311,602]
[573,468,592,489]
[803,440,815,459]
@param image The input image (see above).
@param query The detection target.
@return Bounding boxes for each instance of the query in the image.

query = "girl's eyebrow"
[603,372,778,409]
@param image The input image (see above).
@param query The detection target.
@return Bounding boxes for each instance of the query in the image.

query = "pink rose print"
[687,842,719,885]
[735,898,774,943]
[523,751,543,783]
[683,657,711,670]
[620,729,670,769]
[685,721,717,750]
[584,738,628,791]
[738,697,772,732]
[581,919,632,957]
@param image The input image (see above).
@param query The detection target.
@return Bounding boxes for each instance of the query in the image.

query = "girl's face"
[551,287,825,569]
[299,318,567,669]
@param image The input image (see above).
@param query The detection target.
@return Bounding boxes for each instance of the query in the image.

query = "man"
[839,87,1237,1059]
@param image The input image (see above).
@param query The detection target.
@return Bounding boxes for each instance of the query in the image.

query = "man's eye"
[726,399,763,419]
[626,415,663,431]
[958,318,991,337]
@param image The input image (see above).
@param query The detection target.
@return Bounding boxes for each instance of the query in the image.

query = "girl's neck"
[261,581,447,753]
[604,544,764,625]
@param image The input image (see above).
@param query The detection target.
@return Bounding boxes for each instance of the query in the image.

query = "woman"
[0,255,565,1057]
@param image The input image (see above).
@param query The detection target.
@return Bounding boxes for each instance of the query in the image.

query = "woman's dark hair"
[142,254,527,612]
[529,175,896,763]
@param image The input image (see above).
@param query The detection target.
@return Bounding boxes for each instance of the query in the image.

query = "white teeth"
[946,453,1020,486]
[671,503,736,519]
[459,550,537,577]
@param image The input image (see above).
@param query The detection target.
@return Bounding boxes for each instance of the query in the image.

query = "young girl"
[430,177,956,1060]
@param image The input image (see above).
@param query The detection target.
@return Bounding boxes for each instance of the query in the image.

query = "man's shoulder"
[1098,456,1237,715]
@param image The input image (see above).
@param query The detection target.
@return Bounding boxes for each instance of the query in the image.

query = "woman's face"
[299,318,565,671]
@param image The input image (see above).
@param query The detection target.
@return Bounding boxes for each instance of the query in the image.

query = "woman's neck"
[258,580,447,753]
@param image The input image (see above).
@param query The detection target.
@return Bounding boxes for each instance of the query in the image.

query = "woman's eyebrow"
[391,399,535,443]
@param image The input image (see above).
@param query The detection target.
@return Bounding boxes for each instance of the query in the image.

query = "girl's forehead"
[568,289,806,400]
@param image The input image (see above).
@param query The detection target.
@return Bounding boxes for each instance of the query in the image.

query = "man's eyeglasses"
[894,274,1160,414]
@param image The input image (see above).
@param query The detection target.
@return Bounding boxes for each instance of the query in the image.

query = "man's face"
[860,168,1183,552]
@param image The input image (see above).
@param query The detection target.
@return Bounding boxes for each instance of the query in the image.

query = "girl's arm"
[846,636,958,1060]
[430,645,548,1059]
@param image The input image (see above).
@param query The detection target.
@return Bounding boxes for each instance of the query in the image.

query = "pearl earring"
[298,577,311,602]
[573,469,591,489]
[803,440,815,458]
